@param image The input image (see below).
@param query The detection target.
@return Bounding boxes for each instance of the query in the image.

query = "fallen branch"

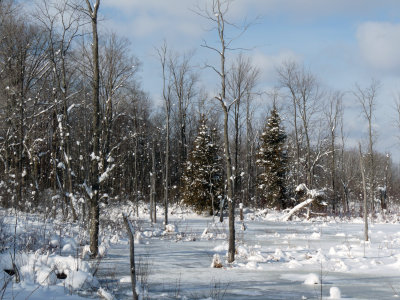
[282,198,315,221]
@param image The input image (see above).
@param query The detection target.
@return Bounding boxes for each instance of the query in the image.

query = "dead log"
[282,198,315,221]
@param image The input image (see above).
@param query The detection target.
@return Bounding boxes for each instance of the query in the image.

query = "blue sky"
[99,0,400,158]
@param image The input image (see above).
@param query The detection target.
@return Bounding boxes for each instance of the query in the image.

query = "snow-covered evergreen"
[256,107,288,209]
[181,116,223,214]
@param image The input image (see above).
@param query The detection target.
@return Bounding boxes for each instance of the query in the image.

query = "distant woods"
[0,0,399,229]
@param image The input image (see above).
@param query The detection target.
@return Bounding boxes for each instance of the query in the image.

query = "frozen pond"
[99,215,400,299]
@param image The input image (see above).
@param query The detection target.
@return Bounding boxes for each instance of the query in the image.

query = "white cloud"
[102,0,204,39]
[357,22,400,71]
[102,0,199,20]
[229,0,400,21]
[251,50,302,82]
[131,14,166,37]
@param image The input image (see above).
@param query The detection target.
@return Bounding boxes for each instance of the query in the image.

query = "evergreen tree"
[256,106,288,209]
[181,116,223,214]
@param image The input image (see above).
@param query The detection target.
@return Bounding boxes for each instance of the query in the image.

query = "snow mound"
[237,245,249,258]
[303,273,320,285]
[213,243,228,252]
[62,243,73,252]
[201,228,214,239]
[286,260,302,269]
[98,287,115,300]
[0,251,97,293]
[331,259,349,272]
[135,231,144,244]
[248,253,267,263]
[274,248,284,260]
[310,232,321,239]
[65,270,99,290]
[120,276,131,283]
[245,261,261,270]
[330,287,341,299]
[36,266,57,286]
[164,224,178,233]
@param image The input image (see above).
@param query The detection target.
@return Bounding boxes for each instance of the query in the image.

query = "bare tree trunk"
[359,143,368,242]
[156,42,171,228]
[233,101,240,197]
[164,118,169,227]
[17,93,24,208]
[85,0,101,258]
[134,136,139,217]
[150,139,156,223]
[217,12,235,263]
[245,95,252,206]
[325,92,342,214]
[223,106,235,263]
[198,0,245,263]
[354,80,380,217]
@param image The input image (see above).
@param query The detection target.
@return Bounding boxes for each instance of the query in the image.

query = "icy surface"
[3,205,400,299]
[97,212,400,299]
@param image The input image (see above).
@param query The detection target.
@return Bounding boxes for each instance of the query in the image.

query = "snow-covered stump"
[123,214,138,300]
[211,254,223,268]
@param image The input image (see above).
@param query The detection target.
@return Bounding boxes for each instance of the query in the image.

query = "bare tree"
[99,33,138,206]
[244,82,258,206]
[34,0,82,221]
[0,9,49,208]
[156,42,172,228]
[83,0,101,258]
[278,61,322,188]
[227,54,259,200]
[150,136,157,223]
[169,50,198,176]
[353,79,380,214]
[359,143,368,241]
[324,91,343,213]
[277,62,301,186]
[196,0,251,263]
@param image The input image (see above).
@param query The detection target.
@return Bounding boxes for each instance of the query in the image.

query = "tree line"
[0,0,399,259]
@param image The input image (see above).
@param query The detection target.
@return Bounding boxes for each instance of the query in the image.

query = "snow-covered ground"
[2,205,400,299]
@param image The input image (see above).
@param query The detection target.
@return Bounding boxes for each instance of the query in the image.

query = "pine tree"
[256,106,288,209]
[181,116,223,214]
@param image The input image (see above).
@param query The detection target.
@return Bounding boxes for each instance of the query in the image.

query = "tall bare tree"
[353,79,380,214]
[35,0,82,221]
[197,0,251,263]
[156,42,172,228]
[99,34,138,199]
[227,54,259,200]
[278,61,322,188]
[169,50,198,186]
[324,91,343,213]
[359,143,368,241]
[83,0,101,258]
[0,9,48,208]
